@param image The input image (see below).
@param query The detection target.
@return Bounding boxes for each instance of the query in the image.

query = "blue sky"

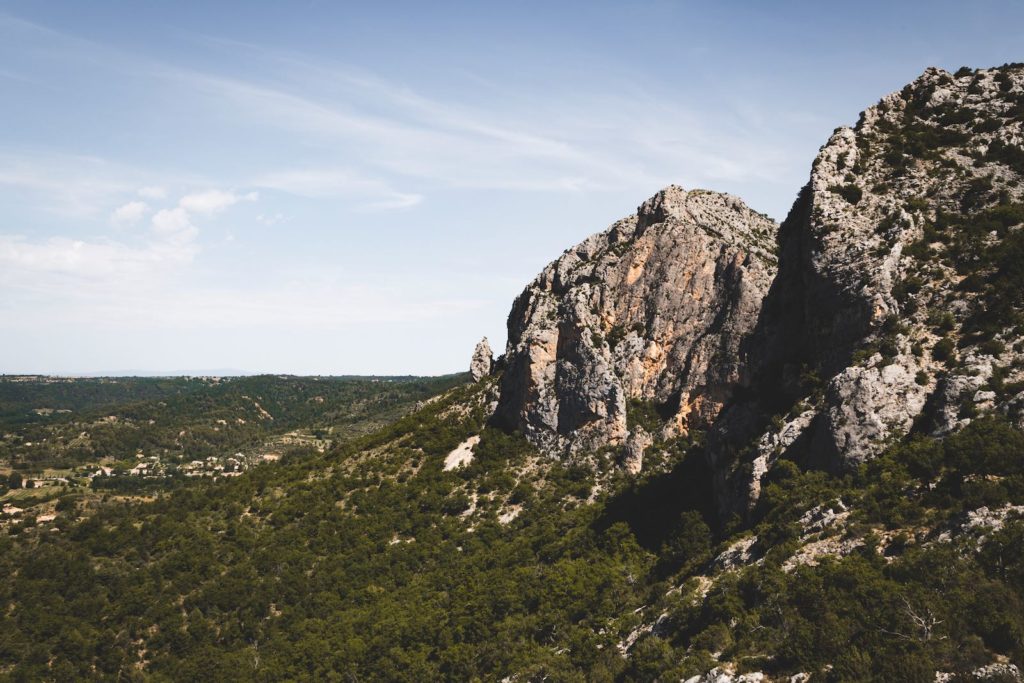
[2,1,1022,375]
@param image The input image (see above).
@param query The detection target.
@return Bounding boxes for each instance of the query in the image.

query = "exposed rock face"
[487,64,1024,517]
[682,668,784,683]
[622,428,651,475]
[936,663,1022,683]
[710,64,1024,512]
[494,186,778,457]
[469,337,493,382]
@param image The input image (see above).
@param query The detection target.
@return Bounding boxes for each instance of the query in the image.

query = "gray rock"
[936,663,1022,682]
[469,337,493,382]
[488,65,1024,519]
[494,185,778,458]
[964,504,1024,533]
[709,65,1024,513]
[683,668,767,683]
[931,359,993,435]
[815,355,930,467]
[622,428,652,475]
[712,535,758,571]
[746,409,817,504]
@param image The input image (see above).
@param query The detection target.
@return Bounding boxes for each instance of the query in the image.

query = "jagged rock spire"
[470,337,493,382]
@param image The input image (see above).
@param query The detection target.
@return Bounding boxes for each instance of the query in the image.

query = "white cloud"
[114,282,482,328]
[110,200,149,227]
[168,66,689,196]
[0,186,257,285]
[138,185,167,200]
[162,54,807,212]
[361,193,423,211]
[151,207,198,245]
[0,233,194,279]
[0,153,136,217]
[178,189,257,214]
[0,266,485,329]
[254,169,421,210]
[256,212,286,226]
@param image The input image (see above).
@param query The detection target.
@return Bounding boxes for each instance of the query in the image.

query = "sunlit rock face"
[494,185,778,459]
[497,65,1024,514]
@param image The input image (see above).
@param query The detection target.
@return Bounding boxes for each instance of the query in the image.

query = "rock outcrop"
[469,337,493,382]
[709,64,1024,512]
[485,64,1024,517]
[494,186,778,459]
[622,428,651,475]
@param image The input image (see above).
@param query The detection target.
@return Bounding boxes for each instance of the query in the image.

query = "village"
[1,373,453,538]
[0,429,331,530]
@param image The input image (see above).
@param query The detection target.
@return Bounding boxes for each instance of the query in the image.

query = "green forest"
[1,377,1022,681]
[0,374,465,473]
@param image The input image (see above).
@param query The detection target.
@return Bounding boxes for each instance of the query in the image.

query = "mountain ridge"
[486,63,1024,523]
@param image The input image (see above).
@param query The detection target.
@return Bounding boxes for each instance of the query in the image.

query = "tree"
[661,510,712,574]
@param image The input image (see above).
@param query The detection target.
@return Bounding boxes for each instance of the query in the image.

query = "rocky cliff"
[491,64,1024,517]
[712,64,1024,512]
[494,186,778,460]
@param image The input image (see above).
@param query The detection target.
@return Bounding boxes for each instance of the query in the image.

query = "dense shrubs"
[936,201,1024,341]
[3,381,1024,679]
[1,374,467,470]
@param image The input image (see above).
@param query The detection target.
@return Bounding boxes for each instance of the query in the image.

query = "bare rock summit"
[711,64,1024,513]
[485,64,1024,516]
[494,185,778,460]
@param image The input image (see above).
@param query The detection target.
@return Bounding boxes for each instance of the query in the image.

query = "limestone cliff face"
[494,186,778,457]
[714,64,1024,510]
[489,64,1024,515]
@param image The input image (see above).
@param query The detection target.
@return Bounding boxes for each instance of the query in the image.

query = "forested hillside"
[1,378,1022,681]
[0,374,466,469]
[0,374,465,520]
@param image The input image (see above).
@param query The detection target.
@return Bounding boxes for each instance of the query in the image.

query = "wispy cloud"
[110,200,149,227]
[187,33,800,189]
[138,186,167,200]
[159,51,805,205]
[179,189,258,214]
[0,186,254,282]
[253,168,421,209]
[150,207,198,247]
[1,255,486,330]
[0,153,136,217]
[171,66,659,194]
[0,10,816,373]
[0,232,192,280]
[255,212,285,226]
[3,13,800,214]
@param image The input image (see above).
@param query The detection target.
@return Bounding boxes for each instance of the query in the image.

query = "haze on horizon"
[2,0,1023,376]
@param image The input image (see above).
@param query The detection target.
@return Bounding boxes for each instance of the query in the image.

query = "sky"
[1,1,1023,376]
